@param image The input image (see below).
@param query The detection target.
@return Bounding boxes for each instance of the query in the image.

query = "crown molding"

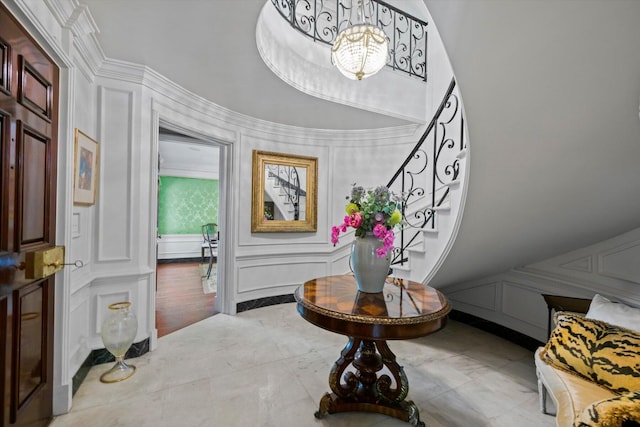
[96,58,422,144]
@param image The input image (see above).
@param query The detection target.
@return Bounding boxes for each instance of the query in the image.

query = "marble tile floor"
[51,303,556,427]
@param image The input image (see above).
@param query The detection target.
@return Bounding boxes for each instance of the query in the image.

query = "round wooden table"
[294,274,451,426]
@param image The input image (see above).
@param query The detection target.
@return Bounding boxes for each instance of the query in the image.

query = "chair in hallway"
[201,223,218,279]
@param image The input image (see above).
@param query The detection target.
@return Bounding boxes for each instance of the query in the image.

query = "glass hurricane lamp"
[100,301,138,383]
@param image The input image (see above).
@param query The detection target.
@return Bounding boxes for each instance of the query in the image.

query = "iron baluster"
[271,0,427,82]
[387,78,464,270]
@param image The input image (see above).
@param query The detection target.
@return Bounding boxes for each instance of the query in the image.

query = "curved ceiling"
[80,0,412,130]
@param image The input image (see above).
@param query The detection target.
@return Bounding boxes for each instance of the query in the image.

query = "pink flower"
[331,226,340,245]
[373,223,387,239]
[376,247,387,257]
[348,212,363,229]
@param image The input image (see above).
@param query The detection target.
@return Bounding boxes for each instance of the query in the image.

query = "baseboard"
[157,257,203,264]
[236,294,296,313]
[449,310,544,352]
[72,338,150,395]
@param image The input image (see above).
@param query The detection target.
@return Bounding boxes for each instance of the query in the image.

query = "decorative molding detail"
[9,0,73,67]
[599,241,640,284]
[446,282,498,311]
[501,281,547,329]
[237,259,328,293]
[99,59,421,143]
[441,227,640,342]
[96,86,134,262]
[560,256,592,273]
[55,1,104,80]
[71,212,80,238]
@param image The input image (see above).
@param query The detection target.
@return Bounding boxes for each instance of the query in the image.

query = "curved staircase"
[260,0,470,286]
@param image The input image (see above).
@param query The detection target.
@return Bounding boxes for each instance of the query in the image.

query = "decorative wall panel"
[560,256,593,273]
[599,242,640,283]
[447,282,497,311]
[501,282,547,329]
[237,260,327,293]
[443,227,640,343]
[97,86,133,262]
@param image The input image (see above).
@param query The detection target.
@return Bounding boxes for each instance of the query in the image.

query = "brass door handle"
[24,246,83,279]
[45,260,84,268]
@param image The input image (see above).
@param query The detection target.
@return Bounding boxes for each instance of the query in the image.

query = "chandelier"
[331,0,390,80]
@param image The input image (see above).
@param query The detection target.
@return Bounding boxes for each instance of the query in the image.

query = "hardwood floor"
[155,261,218,338]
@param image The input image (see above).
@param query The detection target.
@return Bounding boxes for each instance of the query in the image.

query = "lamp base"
[100,359,136,383]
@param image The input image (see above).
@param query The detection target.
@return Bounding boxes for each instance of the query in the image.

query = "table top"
[295,275,451,340]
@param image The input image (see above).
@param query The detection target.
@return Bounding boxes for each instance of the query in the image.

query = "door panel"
[0,3,59,427]
[0,37,9,96]
[17,56,52,122]
[0,296,7,424]
[16,122,49,248]
[11,280,49,424]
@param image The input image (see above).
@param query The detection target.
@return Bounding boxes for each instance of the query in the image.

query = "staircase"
[387,78,468,284]
[264,0,469,285]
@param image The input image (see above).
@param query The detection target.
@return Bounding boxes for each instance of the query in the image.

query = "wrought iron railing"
[266,165,305,220]
[387,78,465,266]
[271,0,428,81]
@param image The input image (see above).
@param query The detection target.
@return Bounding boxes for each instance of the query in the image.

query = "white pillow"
[585,294,640,332]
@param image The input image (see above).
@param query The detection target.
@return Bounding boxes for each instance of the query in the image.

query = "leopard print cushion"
[541,312,640,394]
[574,390,640,427]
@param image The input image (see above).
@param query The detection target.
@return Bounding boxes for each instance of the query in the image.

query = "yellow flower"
[389,209,402,226]
[345,203,360,215]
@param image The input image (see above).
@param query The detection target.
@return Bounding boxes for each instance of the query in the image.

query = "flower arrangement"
[331,184,402,257]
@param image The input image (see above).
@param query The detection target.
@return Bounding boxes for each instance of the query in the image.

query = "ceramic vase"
[351,234,391,293]
[100,301,138,383]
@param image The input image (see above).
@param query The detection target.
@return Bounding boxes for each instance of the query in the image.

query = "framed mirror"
[251,150,318,232]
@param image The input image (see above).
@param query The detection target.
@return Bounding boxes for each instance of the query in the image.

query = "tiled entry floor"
[51,303,555,427]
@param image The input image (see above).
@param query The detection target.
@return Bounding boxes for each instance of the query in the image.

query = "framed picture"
[73,129,99,205]
[251,150,317,232]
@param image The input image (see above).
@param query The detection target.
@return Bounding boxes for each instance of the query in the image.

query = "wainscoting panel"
[599,241,640,283]
[446,281,498,311]
[69,287,91,377]
[501,281,547,329]
[560,255,593,273]
[237,259,328,294]
[442,227,640,342]
[96,85,134,262]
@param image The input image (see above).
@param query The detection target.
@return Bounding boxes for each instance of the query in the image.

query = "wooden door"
[0,4,59,427]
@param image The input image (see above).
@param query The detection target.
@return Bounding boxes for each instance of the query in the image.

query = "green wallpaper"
[158,176,219,234]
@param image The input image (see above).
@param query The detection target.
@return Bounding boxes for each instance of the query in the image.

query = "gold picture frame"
[73,129,99,205]
[251,150,317,232]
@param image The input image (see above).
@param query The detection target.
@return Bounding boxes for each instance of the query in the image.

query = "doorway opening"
[155,127,222,337]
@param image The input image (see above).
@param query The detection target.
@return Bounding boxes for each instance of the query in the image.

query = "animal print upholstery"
[541,312,640,394]
[574,390,640,427]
